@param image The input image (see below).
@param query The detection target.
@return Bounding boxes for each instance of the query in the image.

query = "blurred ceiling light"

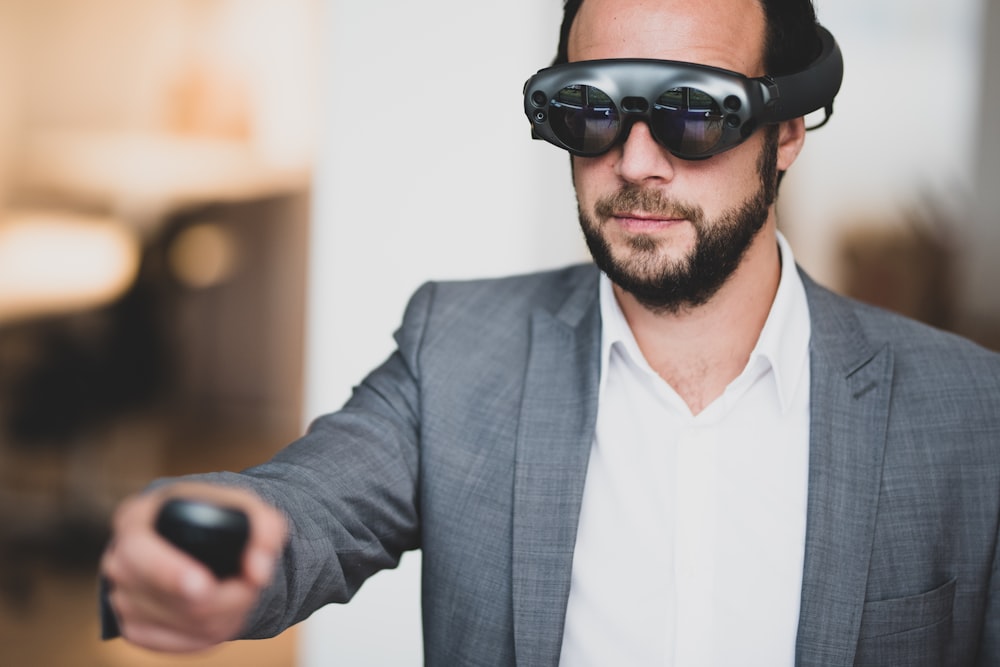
[167,222,239,289]
[0,210,140,323]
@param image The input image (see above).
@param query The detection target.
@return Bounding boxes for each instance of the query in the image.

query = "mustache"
[593,186,703,223]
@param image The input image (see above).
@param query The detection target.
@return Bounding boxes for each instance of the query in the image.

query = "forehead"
[568,0,767,76]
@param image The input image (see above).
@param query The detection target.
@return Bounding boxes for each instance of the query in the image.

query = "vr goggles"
[523,25,843,160]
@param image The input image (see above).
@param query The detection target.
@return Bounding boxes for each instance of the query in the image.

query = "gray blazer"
[211,263,1000,666]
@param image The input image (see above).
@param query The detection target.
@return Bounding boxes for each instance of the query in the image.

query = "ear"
[776,117,806,172]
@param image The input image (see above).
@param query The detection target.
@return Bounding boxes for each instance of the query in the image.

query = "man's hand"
[100,482,287,653]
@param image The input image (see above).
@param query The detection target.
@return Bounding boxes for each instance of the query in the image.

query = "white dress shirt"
[559,233,812,666]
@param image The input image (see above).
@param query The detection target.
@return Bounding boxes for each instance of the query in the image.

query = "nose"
[614,120,677,185]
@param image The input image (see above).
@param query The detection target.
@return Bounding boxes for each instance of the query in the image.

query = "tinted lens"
[547,85,620,154]
[651,87,725,156]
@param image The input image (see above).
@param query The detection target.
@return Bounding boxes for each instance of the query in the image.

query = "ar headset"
[523,25,843,160]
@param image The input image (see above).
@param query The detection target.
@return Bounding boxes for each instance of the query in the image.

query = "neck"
[614,223,782,415]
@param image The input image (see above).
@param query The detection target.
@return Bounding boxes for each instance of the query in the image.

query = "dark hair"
[553,0,822,76]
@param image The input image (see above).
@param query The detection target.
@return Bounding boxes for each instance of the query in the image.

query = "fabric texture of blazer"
[187,263,1000,666]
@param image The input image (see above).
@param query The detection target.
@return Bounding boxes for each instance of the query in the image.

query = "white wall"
[301,1,584,665]
[781,0,984,288]
[966,0,1000,319]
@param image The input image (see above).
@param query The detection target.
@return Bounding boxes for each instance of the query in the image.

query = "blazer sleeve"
[111,282,436,640]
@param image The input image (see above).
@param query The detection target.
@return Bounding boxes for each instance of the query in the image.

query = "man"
[101,0,1000,664]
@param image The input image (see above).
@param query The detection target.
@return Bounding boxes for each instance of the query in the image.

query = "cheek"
[570,155,610,208]
[699,141,767,202]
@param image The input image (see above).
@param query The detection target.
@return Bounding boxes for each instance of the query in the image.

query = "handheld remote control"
[155,498,249,579]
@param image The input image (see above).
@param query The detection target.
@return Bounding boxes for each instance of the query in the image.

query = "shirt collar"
[752,231,812,412]
[598,231,811,414]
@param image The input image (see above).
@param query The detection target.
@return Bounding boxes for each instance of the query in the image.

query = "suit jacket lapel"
[795,274,894,666]
[512,267,602,667]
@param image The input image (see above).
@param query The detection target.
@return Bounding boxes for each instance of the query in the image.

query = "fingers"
[100,482,288,653]
[106,574,259,652]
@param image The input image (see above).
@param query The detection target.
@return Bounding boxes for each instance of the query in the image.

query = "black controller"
[155,498,249,579]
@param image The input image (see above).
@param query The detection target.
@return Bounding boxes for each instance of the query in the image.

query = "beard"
[579,126,780,315]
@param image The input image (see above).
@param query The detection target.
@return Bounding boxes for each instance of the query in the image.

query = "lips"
[613,211,686,232]
[615,211,684,222]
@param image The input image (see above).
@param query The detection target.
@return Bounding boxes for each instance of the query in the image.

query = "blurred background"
[0,0,997,666]
[0,0,316,665]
